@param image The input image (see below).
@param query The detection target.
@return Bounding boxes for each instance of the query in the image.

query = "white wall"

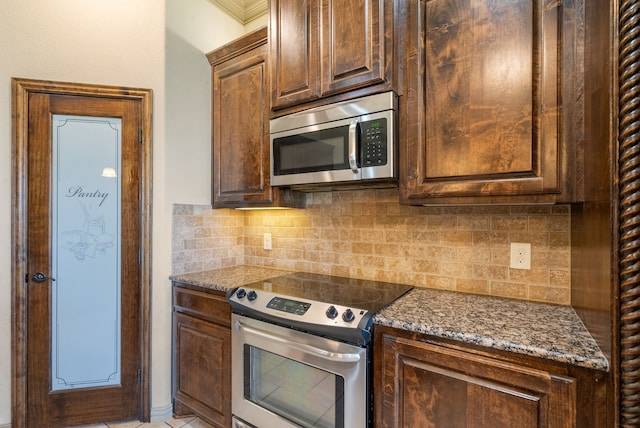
[165,0,247,206]
[159,0,247,420]
[0,0,258,424]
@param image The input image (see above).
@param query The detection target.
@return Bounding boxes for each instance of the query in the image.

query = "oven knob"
[247,290,258,301]
[236,288,246,299]
[342,308,355,322]
[326,305,338,319]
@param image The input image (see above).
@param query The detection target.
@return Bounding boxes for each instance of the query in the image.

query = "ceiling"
[207,0,267,24]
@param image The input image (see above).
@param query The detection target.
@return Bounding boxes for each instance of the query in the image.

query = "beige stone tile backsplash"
[173,188,571,305]
[172,204,245,274]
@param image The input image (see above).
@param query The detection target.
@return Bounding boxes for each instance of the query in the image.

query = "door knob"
[32,272,55,283]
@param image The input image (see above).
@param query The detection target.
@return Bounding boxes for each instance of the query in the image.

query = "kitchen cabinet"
[269,0,400,112]
[207,27,305,208]
[400,0,583,204]
[375,326,609,428]
[172,283,231,428]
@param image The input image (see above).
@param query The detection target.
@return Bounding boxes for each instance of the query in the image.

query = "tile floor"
[74,416,214,428]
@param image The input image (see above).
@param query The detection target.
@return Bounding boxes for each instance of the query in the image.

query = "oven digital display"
[267,297,311,315]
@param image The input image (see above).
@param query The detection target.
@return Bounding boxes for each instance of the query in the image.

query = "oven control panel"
[229,287,369,329]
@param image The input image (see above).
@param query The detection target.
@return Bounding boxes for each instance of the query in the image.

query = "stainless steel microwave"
[270,91,397,189]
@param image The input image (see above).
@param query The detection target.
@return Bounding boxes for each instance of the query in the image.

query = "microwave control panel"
[360,118,387,167]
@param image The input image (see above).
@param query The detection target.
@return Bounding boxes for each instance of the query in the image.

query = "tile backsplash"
[172,204,245,273]
[173,189,571,305]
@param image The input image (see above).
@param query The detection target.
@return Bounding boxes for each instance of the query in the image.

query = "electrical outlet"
[263,233,272,251]
[510,242,531,270]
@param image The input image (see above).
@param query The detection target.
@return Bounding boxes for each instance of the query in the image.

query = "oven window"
[244,345,345,428]
[273,126,350,175]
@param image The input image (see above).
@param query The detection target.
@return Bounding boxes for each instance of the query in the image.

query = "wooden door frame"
[10,78,153,427]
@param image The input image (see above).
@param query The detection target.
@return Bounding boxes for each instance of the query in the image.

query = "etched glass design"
[51,115,122,390]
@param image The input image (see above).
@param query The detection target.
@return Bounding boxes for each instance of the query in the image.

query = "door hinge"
[138,128,142,144]
[137,368,142,384]
[138,248,142,265]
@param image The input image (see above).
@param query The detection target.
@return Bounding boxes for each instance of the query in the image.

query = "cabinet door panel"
[424,0,534,178]
[377,333,576,428]
[209,28,305,209]
[174,313,231,427]
[467,380,544,427]
[402,0,567,203]
[402,362,467,427]
[213,42,273,206]
[270,0,320,108]
[321,0,385,95]
[400,356,547,428]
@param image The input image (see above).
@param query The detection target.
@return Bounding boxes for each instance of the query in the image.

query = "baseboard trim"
[150,403,173,422]
[0,423,11,428]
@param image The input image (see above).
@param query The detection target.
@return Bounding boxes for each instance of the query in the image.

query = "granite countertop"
[170,265,608,372]
[169,265,294,292]
[375,287,609,371]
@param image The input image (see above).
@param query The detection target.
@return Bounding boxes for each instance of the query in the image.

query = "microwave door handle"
[348,120,359,173]
[234,319,361,363]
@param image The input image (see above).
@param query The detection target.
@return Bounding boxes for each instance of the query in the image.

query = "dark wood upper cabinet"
[400,0,583,204]
[320,0,387,95]
[269,0,320,109]
[207,28,305,208]
[270,0,399,113]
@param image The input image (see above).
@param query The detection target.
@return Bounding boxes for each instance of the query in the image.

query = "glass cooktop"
[239,271,413,313]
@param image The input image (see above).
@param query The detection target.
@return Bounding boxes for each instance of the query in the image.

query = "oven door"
[231,314,368,428]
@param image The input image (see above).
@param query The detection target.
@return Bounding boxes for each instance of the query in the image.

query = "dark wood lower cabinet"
[172,284,231,428]
[170,288,610,428]
[375,326,610,428]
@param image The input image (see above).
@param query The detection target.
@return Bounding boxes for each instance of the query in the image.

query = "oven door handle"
[235,319,361,363]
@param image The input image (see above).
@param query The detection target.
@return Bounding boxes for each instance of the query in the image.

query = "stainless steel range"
[228,272,412,428]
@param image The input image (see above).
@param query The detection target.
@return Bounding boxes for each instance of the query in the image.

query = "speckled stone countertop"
[169,265,294,293]
[374,287,609,371]
[170,265,608,371]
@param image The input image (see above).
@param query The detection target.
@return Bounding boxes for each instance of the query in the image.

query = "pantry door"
[12,79,152,427]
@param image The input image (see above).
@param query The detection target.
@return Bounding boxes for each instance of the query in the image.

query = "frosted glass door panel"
[51,115,122,391]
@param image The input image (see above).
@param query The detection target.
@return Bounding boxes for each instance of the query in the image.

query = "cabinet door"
[320,0,387,95]
[270,0,395,110]
[212,35,274,207]
[401,0,570,204]
[270,0,321,109]
[377,334,576,428]
[173,312,231,428]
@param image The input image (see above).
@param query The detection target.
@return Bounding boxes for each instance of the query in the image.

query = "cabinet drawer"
[173,285,231,326]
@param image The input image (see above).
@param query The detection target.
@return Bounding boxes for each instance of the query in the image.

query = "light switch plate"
[263,233,272,251]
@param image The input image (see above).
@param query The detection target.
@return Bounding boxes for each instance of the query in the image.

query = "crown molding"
[208,0,267,24]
